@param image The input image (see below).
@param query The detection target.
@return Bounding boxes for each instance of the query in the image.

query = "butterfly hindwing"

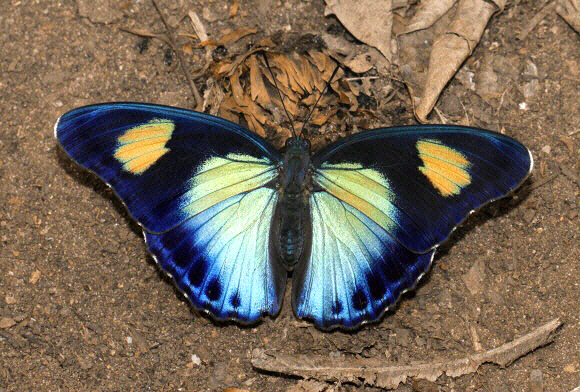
[292,125,532,328]
[292,190,435,329]
[144,187,286,322]
[56,103,286,323]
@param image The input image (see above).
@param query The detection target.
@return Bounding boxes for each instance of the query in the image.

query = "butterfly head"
[284,135,311,153]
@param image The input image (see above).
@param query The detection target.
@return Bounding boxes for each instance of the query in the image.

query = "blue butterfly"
[55,102,532,329]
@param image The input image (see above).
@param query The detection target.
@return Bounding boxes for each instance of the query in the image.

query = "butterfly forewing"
[56,103,281,233]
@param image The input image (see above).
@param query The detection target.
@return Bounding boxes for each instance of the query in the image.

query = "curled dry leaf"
[199,27,258,47]
[398,0,506,122]
[252,319,561,389]
[324,0,393,62]
[403,0,457,33]
[557,0,580,33]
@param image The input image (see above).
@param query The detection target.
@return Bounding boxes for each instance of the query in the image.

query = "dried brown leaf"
[308,50,328,73]
[216,61,235,75]
[311,108,338,126]
[218,96,242,123]
[275,55,306,95]
[245,113,267,137]
[229,0,241,18]
[403,0,457,33]
[230,69,247,108]
[343,53,374,73]
[249,55,268,103]
[306,53,329,92]
[299,55,315,94]
[252,319,561,389]
[345,80,361,96]
[324,0,393,61]
[244,95,269,124]
[415,0,500,121]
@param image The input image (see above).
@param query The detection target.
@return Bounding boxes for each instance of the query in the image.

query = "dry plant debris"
[557,0,580,32]
[207,45,383,150]
[397,0,506,122]
[251,319,562,389]
[212,51,344,147]
[119,0,580,128]
[324,0,393,62]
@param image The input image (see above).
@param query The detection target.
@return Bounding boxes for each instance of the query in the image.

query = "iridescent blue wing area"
[56,103,286,323]
[292,125,532,329]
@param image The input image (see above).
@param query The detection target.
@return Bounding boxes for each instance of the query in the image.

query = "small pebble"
[564,363,576,373]
[0,317,16,329]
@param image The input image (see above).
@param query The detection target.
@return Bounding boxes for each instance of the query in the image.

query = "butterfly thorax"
[271,136,313,271]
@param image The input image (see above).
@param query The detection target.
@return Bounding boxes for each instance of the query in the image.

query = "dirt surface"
[1,1,579,391]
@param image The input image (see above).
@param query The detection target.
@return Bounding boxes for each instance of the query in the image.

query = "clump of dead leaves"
[204,39,378,150]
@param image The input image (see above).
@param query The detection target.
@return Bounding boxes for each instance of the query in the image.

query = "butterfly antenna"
[261,52,297,138]
[299,63,340,137]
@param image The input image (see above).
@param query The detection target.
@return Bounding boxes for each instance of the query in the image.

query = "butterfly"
[55,102,533,329]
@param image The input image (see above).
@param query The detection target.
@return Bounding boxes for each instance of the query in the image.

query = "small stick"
[251,319,562,389]
[518,1,557,41]
[152,0,203,110]
[522,170,560,193]
[560,164,580,188]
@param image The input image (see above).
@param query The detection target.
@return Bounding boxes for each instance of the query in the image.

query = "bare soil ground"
[1,0,579,391]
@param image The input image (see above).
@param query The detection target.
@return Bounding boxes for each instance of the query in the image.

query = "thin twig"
[522,170,560,193]
[252,319,562,389]
[518,1,557,41]
[152,0,203,110]
[560,164,580,188]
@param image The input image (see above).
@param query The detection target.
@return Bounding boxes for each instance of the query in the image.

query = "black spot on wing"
[205,278,222,301]
[230,292,241,308]
[367,272,387,300]
[332,300,343,315]
[352,289,368,311]
[170,241,193,269]
[187,257,207,287]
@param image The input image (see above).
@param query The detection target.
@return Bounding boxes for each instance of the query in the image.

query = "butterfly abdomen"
[272,193,311,271]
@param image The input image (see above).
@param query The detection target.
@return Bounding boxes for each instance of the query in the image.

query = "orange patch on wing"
[114,119,174,174]
[417,140,471,196]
